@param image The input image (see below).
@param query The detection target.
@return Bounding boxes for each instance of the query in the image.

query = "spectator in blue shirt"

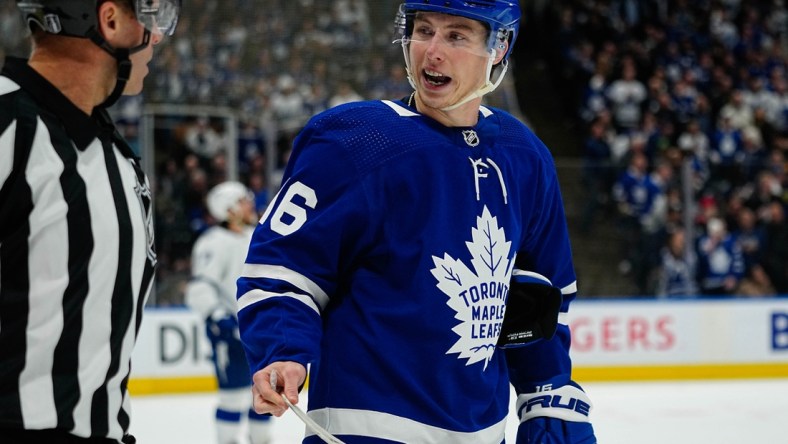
[656,228,699,298]
[696,217,745,295]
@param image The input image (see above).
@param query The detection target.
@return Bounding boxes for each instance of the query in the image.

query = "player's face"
[237,197,257,226]
[408,12,492,111]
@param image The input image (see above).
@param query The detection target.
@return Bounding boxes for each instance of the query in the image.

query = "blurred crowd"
[531,0,788,296]
[2,0,786,300]
[140,0,411,303]
[135,0,522,305]
[0,0,520,304]
[145,0,410,161]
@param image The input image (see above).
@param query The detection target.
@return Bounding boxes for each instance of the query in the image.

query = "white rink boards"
[129,298,788,395]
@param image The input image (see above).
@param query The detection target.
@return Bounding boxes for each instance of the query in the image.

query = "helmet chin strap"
[441,52,507,111]
[401,38,418,92]
[401,41,509,113]
[87,28,151,108]
[100,51,132,108]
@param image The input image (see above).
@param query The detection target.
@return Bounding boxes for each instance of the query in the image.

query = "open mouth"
[424,69,451,86]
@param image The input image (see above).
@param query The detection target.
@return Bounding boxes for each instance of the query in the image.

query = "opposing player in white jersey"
[238,1,597,443]
[185,182,272,444]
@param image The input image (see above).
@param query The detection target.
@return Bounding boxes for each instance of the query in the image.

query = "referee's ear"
[97,0,136,45]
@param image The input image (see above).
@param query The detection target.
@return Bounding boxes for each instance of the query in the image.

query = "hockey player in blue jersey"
[237,1,597,443]
[185,181,273,444]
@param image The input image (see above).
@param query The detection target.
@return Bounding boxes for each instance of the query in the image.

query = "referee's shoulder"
[0,75,44,127]
[1,75,22,115]
[0,74,22,95]
[1,79,46,164]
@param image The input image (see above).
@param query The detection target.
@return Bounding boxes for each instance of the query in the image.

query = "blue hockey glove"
[206,310,239,343]
[498,270,563,348]
[515,382,597,444]
[520,417,596,444]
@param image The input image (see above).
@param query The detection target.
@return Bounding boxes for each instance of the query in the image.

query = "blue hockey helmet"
[395,0,521,62]
[394,0,521,111]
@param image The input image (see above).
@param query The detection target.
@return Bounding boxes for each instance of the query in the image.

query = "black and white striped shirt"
[0,58,157,441]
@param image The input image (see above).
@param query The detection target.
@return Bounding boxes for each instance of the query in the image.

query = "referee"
[0,1,179,443]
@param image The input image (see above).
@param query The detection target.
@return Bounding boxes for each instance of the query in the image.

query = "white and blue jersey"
[237,98,580,443]
[186,225,255,389]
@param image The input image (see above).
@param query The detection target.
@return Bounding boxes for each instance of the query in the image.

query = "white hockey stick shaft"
[281,393,346,444]
[270,371,346,444]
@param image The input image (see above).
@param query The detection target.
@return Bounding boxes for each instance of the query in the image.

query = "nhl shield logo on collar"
[462,130,480,147]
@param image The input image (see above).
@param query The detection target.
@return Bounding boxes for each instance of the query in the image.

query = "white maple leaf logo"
[430,206,515,370]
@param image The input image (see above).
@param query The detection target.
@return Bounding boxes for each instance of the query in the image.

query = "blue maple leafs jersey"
[237,99,578,443]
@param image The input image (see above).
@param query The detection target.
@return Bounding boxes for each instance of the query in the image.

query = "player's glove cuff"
[516,383,593,424]
[206,309,238,340]
[497,269,562,348]
[208,307,234,322]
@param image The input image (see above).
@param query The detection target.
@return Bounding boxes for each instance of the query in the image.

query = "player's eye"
[448,32,466,42]
[413,25,434,38]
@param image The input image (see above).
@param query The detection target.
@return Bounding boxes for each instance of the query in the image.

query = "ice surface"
[130,378,788,443]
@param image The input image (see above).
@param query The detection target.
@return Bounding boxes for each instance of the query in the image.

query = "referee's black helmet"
[16,0,180,39]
